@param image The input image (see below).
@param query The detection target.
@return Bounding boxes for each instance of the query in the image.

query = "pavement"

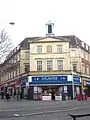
[0,98,90,120]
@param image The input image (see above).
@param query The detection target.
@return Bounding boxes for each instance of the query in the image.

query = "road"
[0,99,90,120]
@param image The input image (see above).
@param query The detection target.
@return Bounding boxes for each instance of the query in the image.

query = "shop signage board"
[31,76,69,84]
[20,76,28,86]
[73,75,81,84]
[85,80,90,86]
[31,75,81,85]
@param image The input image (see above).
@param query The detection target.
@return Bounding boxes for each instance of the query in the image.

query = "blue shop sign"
[86,80,90,86]
[73,75,80,84]
[31,76,68,84]
[20,76,28,86]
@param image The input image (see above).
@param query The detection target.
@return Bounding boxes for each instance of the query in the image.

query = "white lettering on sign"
[86,82,90,85]
[42,77,58,81]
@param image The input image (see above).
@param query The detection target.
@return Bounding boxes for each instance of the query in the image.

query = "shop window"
[37,61,42,71]
[47,45,52,53]
[57,60,63,70]
[47,60,53,71]
[37,45,42,53]
[57,45,62,53]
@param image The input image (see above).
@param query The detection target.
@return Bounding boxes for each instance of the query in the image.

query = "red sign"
[0,84,4,88]
[8,80,20,86]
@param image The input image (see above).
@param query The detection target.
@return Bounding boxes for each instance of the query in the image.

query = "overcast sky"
[0,0,90,47]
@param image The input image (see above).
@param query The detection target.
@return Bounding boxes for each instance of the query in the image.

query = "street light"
[71,68,74,100]
[9,22,15,25]
[70,56,75,100]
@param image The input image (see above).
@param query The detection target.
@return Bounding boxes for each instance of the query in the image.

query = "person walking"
[13,91,16,99]
[5,92,10,101]
[51,91,55,101]
[1,91,4,99]
[16,90,20,101]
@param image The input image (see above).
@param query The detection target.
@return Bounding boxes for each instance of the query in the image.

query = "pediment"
[32,36,68,43]
[29,36,69,43]
[39,37,60,42]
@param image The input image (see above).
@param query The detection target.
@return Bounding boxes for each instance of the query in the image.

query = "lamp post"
[70,59,74,100]
[71,68,74,100]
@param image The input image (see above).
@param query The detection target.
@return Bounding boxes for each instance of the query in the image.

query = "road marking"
[21,106,90,116]
[13,114,20,117]
[0,109,25,112]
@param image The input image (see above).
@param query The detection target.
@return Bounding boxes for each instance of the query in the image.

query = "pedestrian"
[20,92,23,100]
[52,91,55,101]
[1,91,4,99]
[5,92,10,101]
[16,90,20,101]
[13,91,16,99]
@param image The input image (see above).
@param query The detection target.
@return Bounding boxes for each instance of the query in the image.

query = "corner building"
[29,35,90,100]
[0,35,90,100]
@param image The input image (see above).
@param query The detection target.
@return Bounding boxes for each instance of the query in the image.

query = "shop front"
[20,76,28,99]
[83,80,90,97]
[29,75,81,100]
[0,84,4,92]
[7,79,20,96]
[0,79,20,96]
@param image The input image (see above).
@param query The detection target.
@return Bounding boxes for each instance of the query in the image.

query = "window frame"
[37,61,42,71]
[47,60,53,71]
[57,60,63,70]
[72,64,77,72]
[37,45,42,53]
[57,45,62,53]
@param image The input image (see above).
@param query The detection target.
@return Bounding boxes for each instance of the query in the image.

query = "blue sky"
[0,0,90,47]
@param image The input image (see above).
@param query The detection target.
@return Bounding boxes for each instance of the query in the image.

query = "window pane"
[17,67,20,76]
[37,46,42,53]
[17,53,20,61]
[25,63,30,72]
[57,45,62,53]
[13,69,16,77]
[25,52,29,59]
[57,60,63,70]
[48,25,52,33]
[37,61,42,71]
[73,64,77,72]
[47,60,53,71]
[86,53,88,60]
[86,65,89,74]
[82,64,85,73]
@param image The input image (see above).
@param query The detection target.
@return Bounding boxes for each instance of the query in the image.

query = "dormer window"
[86,45,88,50]
[82,42,84,47]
